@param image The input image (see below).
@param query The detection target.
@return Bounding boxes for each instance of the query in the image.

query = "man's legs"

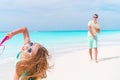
[94,48,98,63]
[89,48,93,60]
[93,35,98,63]
[88,36,93,60]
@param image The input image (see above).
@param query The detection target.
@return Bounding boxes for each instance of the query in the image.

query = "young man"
[88,14,100,63]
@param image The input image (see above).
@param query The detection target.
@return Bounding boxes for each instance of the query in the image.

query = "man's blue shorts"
[88,35,98,49]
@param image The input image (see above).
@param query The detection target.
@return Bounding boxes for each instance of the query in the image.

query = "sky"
[0,0,120,31]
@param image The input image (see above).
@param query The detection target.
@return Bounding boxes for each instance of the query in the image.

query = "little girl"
[7,27,50,80]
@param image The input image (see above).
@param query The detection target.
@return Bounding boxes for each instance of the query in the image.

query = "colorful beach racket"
[0,45,5,55]
[0,36,9,55]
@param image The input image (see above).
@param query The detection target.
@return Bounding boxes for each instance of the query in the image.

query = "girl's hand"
[6,32,14,40]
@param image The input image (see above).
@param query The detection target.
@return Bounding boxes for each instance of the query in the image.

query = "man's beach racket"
[0,36,9,55]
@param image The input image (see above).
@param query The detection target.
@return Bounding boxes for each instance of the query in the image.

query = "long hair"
[16,43,50,80]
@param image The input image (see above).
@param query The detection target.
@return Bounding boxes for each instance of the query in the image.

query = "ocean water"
[0,30,120,61]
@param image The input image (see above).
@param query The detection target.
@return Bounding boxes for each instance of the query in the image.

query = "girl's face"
[21,42,39,58]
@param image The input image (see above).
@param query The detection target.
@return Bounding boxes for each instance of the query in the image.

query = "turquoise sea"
[0,30,120,61]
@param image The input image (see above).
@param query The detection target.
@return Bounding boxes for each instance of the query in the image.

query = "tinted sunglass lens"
[30,42,33,46]
[28,48,32,53]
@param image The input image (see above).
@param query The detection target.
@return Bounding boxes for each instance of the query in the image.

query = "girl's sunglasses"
[27,42,33,53]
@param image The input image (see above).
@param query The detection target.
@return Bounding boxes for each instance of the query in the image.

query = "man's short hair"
[93,14,98,18]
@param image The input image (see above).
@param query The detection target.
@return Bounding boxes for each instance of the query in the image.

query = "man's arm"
[95,28,100,33]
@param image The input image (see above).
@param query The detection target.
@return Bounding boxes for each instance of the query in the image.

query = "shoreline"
[1,41,120,60]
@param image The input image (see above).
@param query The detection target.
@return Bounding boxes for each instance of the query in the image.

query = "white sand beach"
[0,45,120,80]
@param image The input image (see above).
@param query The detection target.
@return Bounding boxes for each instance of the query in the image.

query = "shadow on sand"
[98,56,120,62]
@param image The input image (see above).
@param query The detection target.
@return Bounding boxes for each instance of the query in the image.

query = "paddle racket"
[0,36,9,55]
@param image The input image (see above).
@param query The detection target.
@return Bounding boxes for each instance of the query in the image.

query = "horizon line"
[0,29,120,32]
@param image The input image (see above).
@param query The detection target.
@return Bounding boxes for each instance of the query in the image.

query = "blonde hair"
[16,43,50,80]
